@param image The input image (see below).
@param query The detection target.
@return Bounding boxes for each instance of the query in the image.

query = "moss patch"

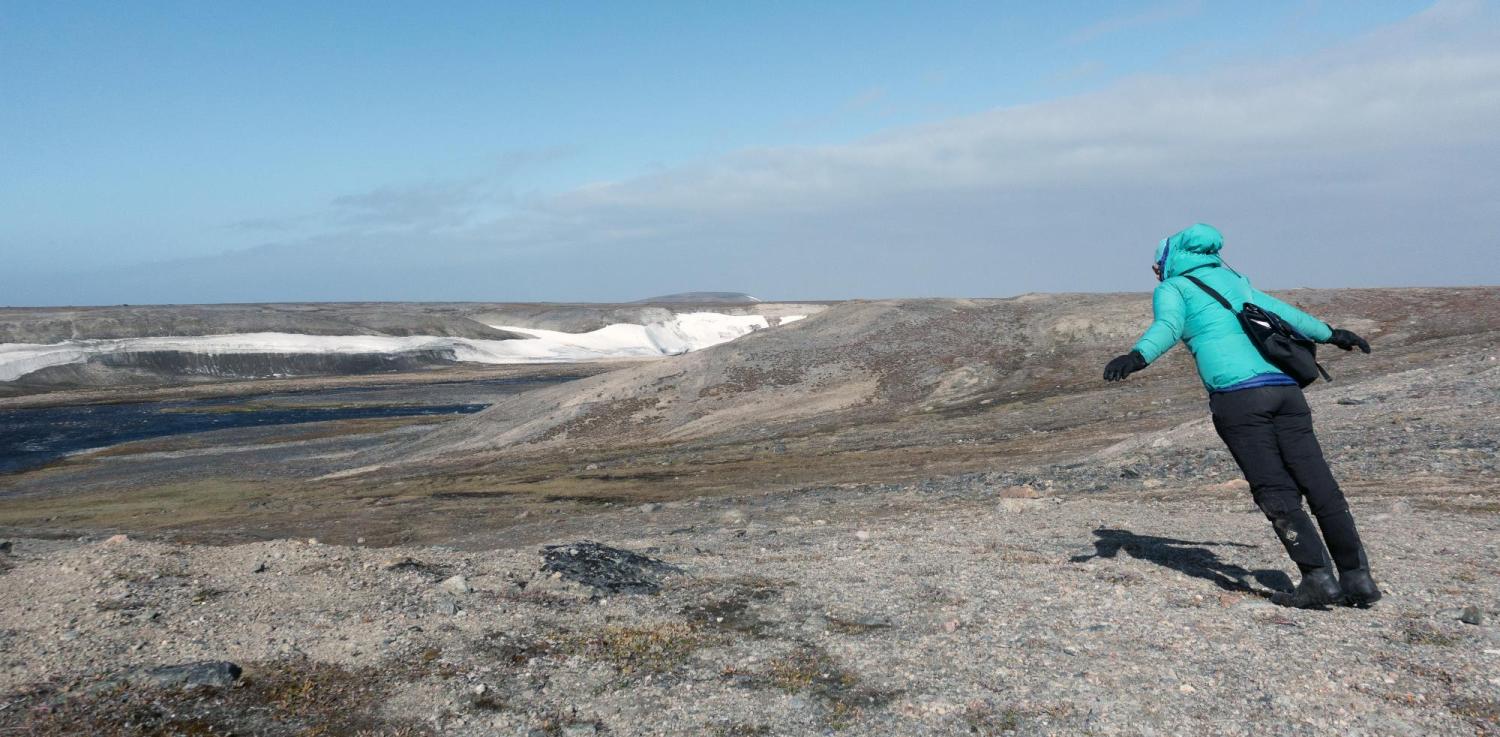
[1399,622,1464,647]
[962,701,1025,735]
[0,658,432,737]
[724,643,897,730]
[555,622,712,675]
[1450,696,1500,732]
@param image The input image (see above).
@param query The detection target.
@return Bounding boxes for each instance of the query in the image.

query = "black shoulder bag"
[1182,274,1331,388]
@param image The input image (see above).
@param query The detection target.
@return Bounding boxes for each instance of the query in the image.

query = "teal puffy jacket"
[1132,223,1333,392]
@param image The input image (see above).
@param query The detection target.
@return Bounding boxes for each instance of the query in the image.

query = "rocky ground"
[2,349,1497,735]
[3,288,1493,545]
[1,474,1496,736]
[1,288,1496,734]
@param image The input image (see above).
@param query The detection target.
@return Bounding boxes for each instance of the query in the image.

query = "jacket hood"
[1155,223,1224,280]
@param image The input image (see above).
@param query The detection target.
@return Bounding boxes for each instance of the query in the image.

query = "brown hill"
[383,288,1500,475]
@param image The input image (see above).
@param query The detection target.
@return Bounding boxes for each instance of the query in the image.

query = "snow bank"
[0,313,806,382]
[489,312,783,357]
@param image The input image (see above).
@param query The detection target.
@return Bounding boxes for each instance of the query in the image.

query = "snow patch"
[0,313,806,382]
[490,312,779,358]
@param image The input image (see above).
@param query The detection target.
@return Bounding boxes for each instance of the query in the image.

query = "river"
[0,375,577,474]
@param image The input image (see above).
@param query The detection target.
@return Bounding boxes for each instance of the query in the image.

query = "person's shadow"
[1071,528,1292,596]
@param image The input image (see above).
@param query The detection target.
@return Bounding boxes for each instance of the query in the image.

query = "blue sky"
[2,0,1496,305]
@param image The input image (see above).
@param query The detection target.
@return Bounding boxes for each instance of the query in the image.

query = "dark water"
[0,376,577,475]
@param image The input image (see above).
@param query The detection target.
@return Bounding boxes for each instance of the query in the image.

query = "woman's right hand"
[1328,328,1371,353]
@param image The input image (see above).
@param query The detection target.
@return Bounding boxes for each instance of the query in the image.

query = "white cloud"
[9,3,1499,305]
[529,16,1498,220]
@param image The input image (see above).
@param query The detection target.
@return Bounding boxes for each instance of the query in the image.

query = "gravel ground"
[2,478,1496,736]
[1,293,1494,735]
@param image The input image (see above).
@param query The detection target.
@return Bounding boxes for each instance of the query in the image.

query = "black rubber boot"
[1266,508,1342,609]
[1279,568,1342,609]
[1339,546,1382,608]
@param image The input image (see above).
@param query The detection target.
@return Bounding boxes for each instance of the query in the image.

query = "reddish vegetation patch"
[539,396,663,442]
[2,659,433,737]
[698,363,806,398]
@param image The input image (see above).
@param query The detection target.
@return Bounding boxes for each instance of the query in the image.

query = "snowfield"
[0,312,805,382]
[489,312,802,357]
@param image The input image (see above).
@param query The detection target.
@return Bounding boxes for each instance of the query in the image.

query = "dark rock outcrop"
[540,541,682,594]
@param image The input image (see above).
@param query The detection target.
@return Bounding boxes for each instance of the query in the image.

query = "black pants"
[1209,385,1366,572]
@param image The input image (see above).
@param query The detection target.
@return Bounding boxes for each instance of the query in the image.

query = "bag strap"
[1182,274,1235,313]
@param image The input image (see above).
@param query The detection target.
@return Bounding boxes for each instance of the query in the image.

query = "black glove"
[1327,328,1371,354]
[1103,350,1148,382]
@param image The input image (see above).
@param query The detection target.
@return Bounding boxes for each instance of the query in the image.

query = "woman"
[1102,223,1381,609]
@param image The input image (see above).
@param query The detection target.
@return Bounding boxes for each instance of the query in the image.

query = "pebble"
[441,575,472,595]
[997,498,1043,513]
[127,661,243,690]
[1437,605,1489,625]
[996,485,1040,499]
[854,530,871,541]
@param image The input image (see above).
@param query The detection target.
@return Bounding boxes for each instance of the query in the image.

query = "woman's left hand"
[1104,351,1147,381]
